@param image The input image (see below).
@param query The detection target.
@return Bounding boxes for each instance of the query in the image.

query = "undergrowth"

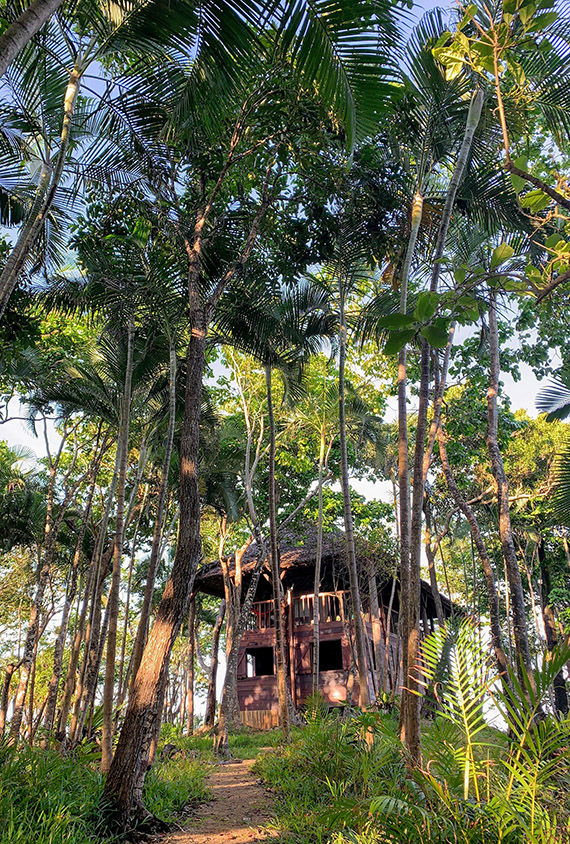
[0,740,208,843]
[254,621,570,844]
[159,721,296,759]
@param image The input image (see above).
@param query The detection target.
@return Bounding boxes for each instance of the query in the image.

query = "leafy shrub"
[255,620,570,844]
[144,754,209,822]
[0,739,209,843]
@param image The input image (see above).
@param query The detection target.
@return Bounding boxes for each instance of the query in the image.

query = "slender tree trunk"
[204,600,226,729]
[0,64,81,318]
[437,429,509,678]
[116,511,142,716]
[9,442,63,742]
[0,664,15,737]
[338,286,369,708]
[130,341,177,685]
[185,598,195,736]
[486,291,532,683]
[397,190,422,731]
[423,494,444,627]
[102,302,206,828]
[367,572,383,691]
[71,548,111,743]
[0,0,63,78]
[44,443,102,738]
[538,542,568,713]
[65,457,119,743]
[384,577,397,693]
[215,554,265,758]
[265,365,290,739]
[312,429,327,695]
[102,321,134,773]
[404,89,484,762]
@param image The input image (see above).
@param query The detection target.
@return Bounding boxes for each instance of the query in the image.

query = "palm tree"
[102,1,405,826]
[216,275,335,738]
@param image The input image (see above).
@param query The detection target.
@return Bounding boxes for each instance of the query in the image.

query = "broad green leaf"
[519,1,536,24]
[491,242,515,269]
[383,329,416,356]
[510,155,528,193]
[526,10,557,30]
[470,40,493,58]
[414,291,439,322]
[377,313,416,330]
[545,233,564,250]
[520,188,552,212]
[454,267,466,284]
[420,318,450,348]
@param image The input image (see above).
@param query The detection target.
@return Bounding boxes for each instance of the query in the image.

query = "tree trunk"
[423,494,444,627]
[396,190,423,732]
[368,570,385,691]
[538,541,568,714]
[102,305,206,829]
[265,365,290,739]
[215,553,265,758]
[338,286,369,708]
[65,455,119,743]
[9,440,63,742]
[312,428,327,695]
[44,444,101,738]
[130,340,177,685]
[0,64,81,318]
[0,0,63,78]
[204,599,226,729]
[404,89,485,763]
[486,291,532,683]
[185,598,195,736]
[102,321,134,773]
[71,549,111,743]
[437,429,509,678]
[0,663,15,737]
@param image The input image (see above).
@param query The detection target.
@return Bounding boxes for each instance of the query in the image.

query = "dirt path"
[157,758,276,844]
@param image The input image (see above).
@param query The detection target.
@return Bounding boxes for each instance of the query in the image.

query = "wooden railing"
[293,592,347,626]
[245,592,399,633]
[246,600,274,630]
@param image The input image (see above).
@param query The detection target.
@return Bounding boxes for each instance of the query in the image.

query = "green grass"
[253,709,570,844]
[159,721,297,759]
[0,739,210,843]
[144,753,210,823]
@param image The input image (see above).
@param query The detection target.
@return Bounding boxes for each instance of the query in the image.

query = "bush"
[0,740,210,843]
[0,743,110,844]
[254,621,570,843]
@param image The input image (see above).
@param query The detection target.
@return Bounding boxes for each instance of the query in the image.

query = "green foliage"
[0,740,208,843]
[255,620,570,843]
[143,755,209,823]
[0,743,112,844]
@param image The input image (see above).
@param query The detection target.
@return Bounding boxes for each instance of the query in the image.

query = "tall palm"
[103,0,405,826]
[215,276,336,739]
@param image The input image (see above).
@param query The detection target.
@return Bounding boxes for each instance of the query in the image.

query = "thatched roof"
[193,527,456,617]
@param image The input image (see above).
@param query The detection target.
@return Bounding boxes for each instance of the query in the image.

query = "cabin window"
[245,646,275,677]
[319,639,343,672]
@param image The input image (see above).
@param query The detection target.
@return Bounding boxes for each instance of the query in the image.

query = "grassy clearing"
[253,709,570,844]
[159,721,296,760]
[0,740,209,844]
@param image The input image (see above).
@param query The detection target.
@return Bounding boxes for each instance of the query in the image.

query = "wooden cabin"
[194,530,454,729]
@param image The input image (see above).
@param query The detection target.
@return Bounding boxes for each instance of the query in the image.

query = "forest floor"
[154,757,277,844]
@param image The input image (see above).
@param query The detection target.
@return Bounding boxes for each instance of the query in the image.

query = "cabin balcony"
[245,592,399,635]
[245,592,350,632]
